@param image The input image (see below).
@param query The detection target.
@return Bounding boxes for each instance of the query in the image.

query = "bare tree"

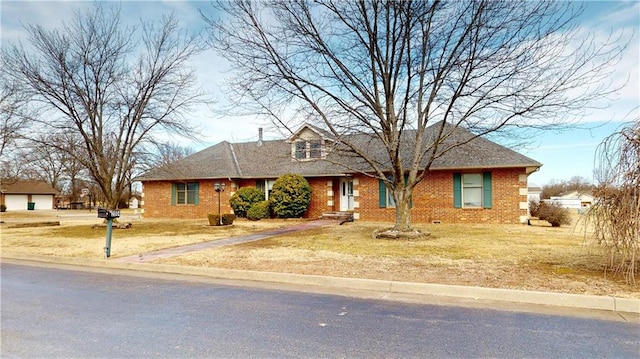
[152,142,194,167]
[541,176,593,199]
[203,0,627,232]
[0,74,30,158]
[2,4,205,209]
[588,121,639,283]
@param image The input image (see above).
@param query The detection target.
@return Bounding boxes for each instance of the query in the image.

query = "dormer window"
[289,123,333,161]
[294,140,323,160]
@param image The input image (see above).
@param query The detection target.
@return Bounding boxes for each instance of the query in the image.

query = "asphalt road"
[2,262,639,358]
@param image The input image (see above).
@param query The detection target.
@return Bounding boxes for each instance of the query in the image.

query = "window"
[293,140,324,160]
[463,174,482,207]
[172,182,199,205]
[295,142,306,159]
[453,172,492,208]
[378,177,412,208]
[256,179,276,200]
[309,140,322,159]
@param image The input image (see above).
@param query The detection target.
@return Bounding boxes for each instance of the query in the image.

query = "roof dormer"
[288,123,333,161]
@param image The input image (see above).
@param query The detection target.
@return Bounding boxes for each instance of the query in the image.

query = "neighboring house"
[548,190,595,209]
[0,179,58,211]
[137,122,542,224]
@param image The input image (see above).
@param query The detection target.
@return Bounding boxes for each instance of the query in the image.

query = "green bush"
[208,213,236,226]
[247,201,271,221]
[229,187,265,218]
[538,202,571,227]
[269,174,312,218]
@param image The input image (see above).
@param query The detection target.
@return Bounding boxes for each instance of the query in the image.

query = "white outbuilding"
[1,180,58,211]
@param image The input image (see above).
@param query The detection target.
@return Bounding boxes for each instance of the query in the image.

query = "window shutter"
[482,172,492,209]
[194,182,200,205]
[171,183,176,206]
[379,179,387,208]
[453,173,462,208]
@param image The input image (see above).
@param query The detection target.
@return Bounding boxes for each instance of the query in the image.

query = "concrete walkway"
[117,219,335,263]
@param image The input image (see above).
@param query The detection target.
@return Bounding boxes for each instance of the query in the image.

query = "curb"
[3,253,639,314]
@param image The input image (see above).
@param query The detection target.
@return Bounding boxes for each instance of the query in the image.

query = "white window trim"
[462,173,483,208]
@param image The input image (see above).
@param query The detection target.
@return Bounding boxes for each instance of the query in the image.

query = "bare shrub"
[529,199,542,218]
[538,202,571,227]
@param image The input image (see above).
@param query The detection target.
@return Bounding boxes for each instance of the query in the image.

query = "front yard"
[1,210,637,298]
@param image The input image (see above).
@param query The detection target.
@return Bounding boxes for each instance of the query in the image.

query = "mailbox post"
[98,208,120,258]
[214,182,225,225]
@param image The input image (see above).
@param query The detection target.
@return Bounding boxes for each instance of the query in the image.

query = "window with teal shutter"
[379,177,405,208]
[453,172,492,208]
[379,179,387,207]
[453,173,462,208]
[482,172,492,208]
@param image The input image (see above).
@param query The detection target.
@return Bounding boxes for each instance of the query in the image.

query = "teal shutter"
[171,183,176,205]
[379,179,387,208]
[194,182,200,205]
[453,173,462,208]
[482,172,492,208]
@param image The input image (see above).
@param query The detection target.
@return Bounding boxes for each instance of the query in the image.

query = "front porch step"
[322,211,354,223]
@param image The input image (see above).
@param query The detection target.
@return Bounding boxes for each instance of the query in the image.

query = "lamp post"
[214,182,225,225]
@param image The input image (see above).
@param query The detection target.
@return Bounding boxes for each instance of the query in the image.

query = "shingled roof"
[137,122,541,181]
[0,179,58,194]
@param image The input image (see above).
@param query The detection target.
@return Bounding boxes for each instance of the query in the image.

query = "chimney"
[257,127,263,146]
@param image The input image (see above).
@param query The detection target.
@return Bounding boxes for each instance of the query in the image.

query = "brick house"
[137,122,541,224]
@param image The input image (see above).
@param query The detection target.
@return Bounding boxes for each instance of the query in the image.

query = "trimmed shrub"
[538,202,571,227]
[247,201,270,221]
[208,213,236,226]
[229,187,265,218]
[269,174,312,218]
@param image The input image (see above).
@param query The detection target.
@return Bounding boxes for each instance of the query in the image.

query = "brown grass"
[1,210,638,298]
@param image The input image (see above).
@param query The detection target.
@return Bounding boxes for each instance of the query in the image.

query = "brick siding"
[142,167,528,223]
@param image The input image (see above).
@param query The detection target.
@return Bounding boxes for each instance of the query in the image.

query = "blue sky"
[1,1,638,186]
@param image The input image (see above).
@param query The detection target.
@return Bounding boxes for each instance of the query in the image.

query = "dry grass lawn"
[1,209,638,298]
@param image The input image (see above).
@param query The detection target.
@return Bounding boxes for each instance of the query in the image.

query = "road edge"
[2,253,639,314]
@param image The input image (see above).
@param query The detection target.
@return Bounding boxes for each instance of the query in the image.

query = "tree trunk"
[393,188,412,232]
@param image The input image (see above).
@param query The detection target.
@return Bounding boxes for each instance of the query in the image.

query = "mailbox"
[97,208,121,219]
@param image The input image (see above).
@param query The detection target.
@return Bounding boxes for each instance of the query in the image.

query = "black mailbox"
[97,208,121,219]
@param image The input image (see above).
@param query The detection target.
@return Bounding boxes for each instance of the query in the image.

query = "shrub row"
[230,174,312,221]
[207,213,236,226]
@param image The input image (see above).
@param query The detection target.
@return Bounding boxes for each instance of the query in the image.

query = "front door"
[339,178,354,211]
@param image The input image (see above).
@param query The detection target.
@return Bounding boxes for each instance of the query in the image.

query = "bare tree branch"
[205,0,628,230]
[2,4,206,209]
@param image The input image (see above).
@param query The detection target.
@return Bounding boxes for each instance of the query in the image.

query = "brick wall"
[142,168,528,223]
[354,168,528,224]
[142,180,233,219]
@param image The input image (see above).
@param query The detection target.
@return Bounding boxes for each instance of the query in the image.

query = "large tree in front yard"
[1,4,205,209]
[203,0,627,232]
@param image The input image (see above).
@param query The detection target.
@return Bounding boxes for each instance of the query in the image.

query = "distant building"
[559,191,595,208]
[0,179,57,211]
[527,186,542,203]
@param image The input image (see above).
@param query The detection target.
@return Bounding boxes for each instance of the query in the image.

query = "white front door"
[339,178,354,211]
